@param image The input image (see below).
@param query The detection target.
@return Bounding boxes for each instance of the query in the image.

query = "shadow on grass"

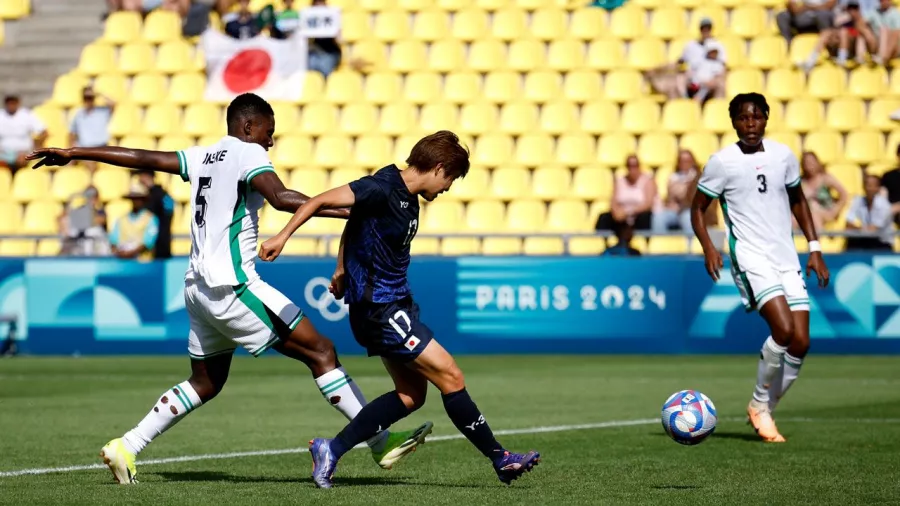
[651,484,702,490]
[154,471,493,489]
[648,431,761,442]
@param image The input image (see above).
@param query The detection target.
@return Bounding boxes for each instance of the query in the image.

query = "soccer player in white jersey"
[26,93,432,483]
[690,93,830,443]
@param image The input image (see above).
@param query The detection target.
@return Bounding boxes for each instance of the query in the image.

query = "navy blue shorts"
[348,297,434,362]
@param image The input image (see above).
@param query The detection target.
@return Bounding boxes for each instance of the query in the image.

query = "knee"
[188,375,225,402]
[397,387,427,412]
[771,317,796,343]
[309,337,337,373]
[437,363,466,395]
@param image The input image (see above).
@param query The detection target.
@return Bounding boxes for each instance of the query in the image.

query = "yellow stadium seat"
[0,170,9,200]
[103,11,142,44]
[825,98,864,133]
[605,70,645,102]
[545,199,589,232]
[569,236,607,255]
[452,8,488,41]
[765,68,805,102]
[523,71,560,103]
[364,72,402,105]
[158,135,194,152]
[726,68,764,96]
[421,201,464,233]
[444,71,481,103]
[156,40,195,74]
[410,237,440,256]
[847,65,887,99]
[661,99,701,135]
[119,134,156,151]
[788,34,820,66]
[586,38,626,71]
[514,133,554,167]
[747,36,787,69]
[167,72,206,105]
[563,70,601,103]
[649,7,687,40]
[329,167,367,188]
[680,131,719,164]
[170,238,191,256]
[313,135,352,168]
[505,199,546,233]
[532,166,571,200]
[142,103,180,137]
[628,37,666,71]
[130,73,168,106]
[182,103,222,138]
[378,102,415,136]
[0,202,22,234]
[620,99,660,135]
[36,239,61,257]
[783,99,823,133]
[638,132,677,167]
[32,105,65,137]
[107,103,142,138]
[546,39,585,72]
[730,5,767,38]
[765,131,800,157]
[273,135,313,169]
[515,0,553,9]
[440,237,481,256]
[648,236,689,254]
[539,101,577,135]
[0,0,29,19]
[412,9,449,42]
[610,6,646,40]
[22,201,63,235]
[354,135,393,167]
[393,134,424,164]
[0,19,4,44]
[388,40,426,73]
[718,35,747,69]
[339,103,378,136]
[523,237,565,255]
[570,8,608,41]
[889,68,900,96]
[828,163,863,194]
[51,73,89,108]
[92,74,128,104]
[804,130,843,165]
[507,39,545,72]
[498,102,538,135]
[324,71,363,105]
[866,162,894,176]
[572,165,613,201]
[490,165,530,200]
[447,167,489,201]
[78,43,116,76]
[403,72,441,104]
[556,133,596,166]
[481,237,522,255]
[290,168,329,197]
[0,239,35,256]
[484,71,521,103]
[298,71,325,105]
[807,66,846,100]
[468,39,506,72]
[374,10,410,42]
[419,102,458,132]
[465,200,506,232]
[492,8,526,41]
[165,174,191,203]
[530,8,565,40]
[119,42,155,75]
[142,10,181,43]
[689,6,727,29]
[473,134,514,167]
[12,169,50,203]
[580,100,620,134]
[868,98,900,131]
[459,102,498,136]
[844,130,884,165]
[597,132,636,167]
[341,10,370,43]
[300,103,338,136]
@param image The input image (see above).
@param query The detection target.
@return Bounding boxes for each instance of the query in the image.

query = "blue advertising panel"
[4,254,900,355]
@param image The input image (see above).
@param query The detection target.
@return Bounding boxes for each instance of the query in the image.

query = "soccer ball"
[660,389,717,445]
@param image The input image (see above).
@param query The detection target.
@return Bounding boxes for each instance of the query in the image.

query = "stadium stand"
[1,0,899,257]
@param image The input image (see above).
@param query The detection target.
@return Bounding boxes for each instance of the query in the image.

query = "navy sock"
[329,391,410,459]
[441,388,505,464]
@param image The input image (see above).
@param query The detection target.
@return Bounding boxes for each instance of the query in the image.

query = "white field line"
[0,416,896,478]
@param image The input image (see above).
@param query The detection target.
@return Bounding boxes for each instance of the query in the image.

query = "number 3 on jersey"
[757,174,767,194]
[194,177,213,227]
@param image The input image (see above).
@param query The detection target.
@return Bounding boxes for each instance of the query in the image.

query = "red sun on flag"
[222,49,273,94]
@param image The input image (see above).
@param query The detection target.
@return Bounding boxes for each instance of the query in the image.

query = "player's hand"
[329,268,346,300]
[806,251,830,288]
[703,248,724,282]
[258,235,286,262]
[26,148,73,168]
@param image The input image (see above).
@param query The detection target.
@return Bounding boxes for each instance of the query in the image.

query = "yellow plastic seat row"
[0,0,29,19]
[78,40,201,76]
[101,9,181,44]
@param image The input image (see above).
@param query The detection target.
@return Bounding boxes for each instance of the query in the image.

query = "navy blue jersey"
[344,165,419,304]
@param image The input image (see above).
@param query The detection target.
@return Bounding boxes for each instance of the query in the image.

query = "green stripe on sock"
[784,355,804,366]
[319,375,351,392]
[173,388,192,413]
[321,377,350,395]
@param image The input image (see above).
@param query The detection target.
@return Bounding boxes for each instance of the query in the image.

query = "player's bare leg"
[749,296,793,443]
[102,353,233,484]
[769,310,810,413]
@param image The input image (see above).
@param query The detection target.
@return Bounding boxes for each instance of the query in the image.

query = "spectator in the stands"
[777,0,838,44]
[69,86,114,175]
[0,95,47,175]
[648,18,725,100]
[800,1,869,70]
[880,144,900,226]
[653,149,699,235]
[225,0,260,40]
[270,0,301,39]
[862,0,900,65]
[845,175,894,251]
[135,169,174,259]
[603,221,642,257]
[59,186,110,257]
[306,0,343,77]
[110,182,160,261]
[799,151,848,231]
[596,155,656,234]
[107,0,190,16]
[687,42,726,103]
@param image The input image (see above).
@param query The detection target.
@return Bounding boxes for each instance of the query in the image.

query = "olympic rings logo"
[304,277,348,322]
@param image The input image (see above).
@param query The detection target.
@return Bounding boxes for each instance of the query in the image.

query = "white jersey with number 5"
[177,136,275,288]
[696,139,801,273]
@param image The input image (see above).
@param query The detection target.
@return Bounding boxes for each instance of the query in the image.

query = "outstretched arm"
[28,146,181,174]
[259,185,356,261]
[250,172,350,219]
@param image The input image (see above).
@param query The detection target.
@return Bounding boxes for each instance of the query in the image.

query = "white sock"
[807,49,821,66]
[770,353,803,412]
[753,336,787,405]
[121,381,202,456]
[315,367,389,450]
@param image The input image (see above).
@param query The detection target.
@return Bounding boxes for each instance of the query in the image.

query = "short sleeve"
[784,150,801,188]
[873,198,893,227]
[69,111,81,134]
[109,219,121,247]
[143,215,159,250]
[696,155,726,199]
[176,146,205,183]
[348,175,388,210]
[239,144,275,184]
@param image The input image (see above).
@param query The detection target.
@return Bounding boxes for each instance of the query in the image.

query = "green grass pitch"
[1,355,898,505]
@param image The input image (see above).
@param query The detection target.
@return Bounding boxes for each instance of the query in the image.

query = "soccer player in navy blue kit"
[260,131,540,488]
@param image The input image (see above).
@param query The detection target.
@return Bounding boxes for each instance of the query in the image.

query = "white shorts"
[185,277,304,359]
[732,264,809,312]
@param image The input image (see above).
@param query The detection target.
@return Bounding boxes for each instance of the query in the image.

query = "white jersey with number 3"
[177,136,275,288]
[696,139,801,273]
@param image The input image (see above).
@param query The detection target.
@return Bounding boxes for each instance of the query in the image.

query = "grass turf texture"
[0,355,898,506]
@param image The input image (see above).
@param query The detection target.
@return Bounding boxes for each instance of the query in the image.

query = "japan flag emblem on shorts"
[404,336,420,351]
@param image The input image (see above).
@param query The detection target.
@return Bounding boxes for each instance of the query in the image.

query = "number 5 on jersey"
[194,176,213,226]
[388,310,420,351]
